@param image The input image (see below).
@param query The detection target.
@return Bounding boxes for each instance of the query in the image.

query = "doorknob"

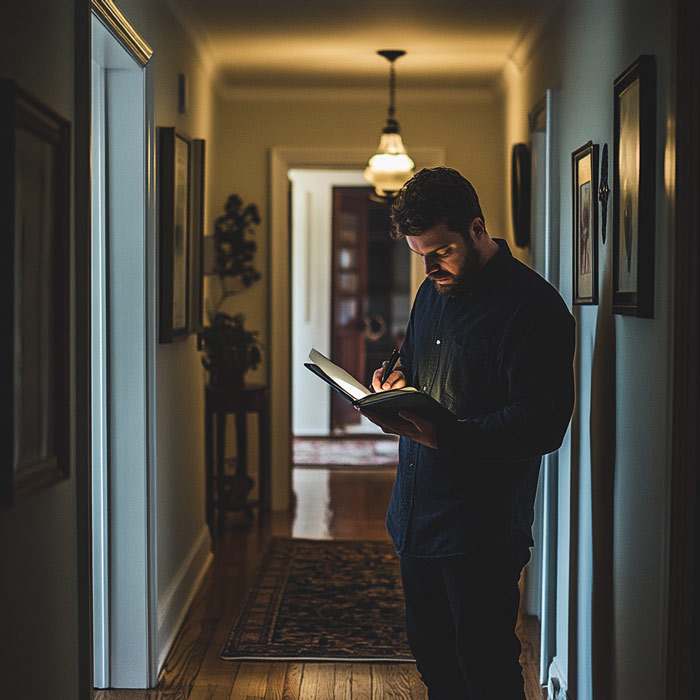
[363,314,387,341]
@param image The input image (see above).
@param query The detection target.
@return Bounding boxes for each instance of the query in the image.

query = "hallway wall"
[1,0,217,695]
[0,1,80,698]
[507,1,674,698]
[115,0,216,668]
[210,87,507,507]
[211,88,507,385]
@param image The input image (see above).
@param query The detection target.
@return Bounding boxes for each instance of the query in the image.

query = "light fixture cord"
[388,61,396,121]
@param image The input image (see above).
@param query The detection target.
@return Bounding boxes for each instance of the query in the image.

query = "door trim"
[90,0,153,65]
[88,0,158,689]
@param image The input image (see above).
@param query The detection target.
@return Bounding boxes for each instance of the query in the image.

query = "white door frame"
[270,147,444,510]
[90,0,158,688]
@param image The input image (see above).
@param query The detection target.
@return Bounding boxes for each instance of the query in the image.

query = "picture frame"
[0,80,71,507]
[510,142,531,248]
[188,138,205,334]
[159,127,192,342]
[613,54,656,317]
[572,141,599,305]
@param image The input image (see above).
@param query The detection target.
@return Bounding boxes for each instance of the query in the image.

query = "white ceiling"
[165,0,559,89]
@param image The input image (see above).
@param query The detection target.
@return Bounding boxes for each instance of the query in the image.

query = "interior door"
[331,188,370,431]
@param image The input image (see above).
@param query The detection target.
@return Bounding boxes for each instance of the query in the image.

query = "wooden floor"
[93,467,545,700]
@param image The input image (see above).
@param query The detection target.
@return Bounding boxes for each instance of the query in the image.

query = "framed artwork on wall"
[613,54,656,317]
[0,80,71,507]
[159,127,192,342]
[188,138,205,334]
[572,140,599,305]
[510,142,531,248]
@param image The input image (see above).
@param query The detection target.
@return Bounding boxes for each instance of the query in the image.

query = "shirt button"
[422,385,427,391]
[408,462,414,469]
[436,339,441,345]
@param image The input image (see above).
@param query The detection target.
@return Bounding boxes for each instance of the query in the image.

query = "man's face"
[405,222,481,295]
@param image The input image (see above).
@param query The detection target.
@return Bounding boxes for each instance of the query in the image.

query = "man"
[362,167,575,700]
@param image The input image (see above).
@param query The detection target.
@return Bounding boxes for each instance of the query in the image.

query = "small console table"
[204,384,270,533]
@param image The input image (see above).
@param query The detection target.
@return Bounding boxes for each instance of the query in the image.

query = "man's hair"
[390,167,484,239]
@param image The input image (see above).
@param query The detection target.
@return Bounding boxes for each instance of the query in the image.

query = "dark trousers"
[399,535,531,700]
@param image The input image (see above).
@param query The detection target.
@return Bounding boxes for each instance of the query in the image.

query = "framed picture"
[188,138,205,333]
[0,81,71,507]
[511,143,531,248]
[613,54,656,317]
[572,141,599,305]
[159,127,192,342]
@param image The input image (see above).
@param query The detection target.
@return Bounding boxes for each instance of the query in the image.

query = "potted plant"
[199,312,261,387]
[198,194,263,387]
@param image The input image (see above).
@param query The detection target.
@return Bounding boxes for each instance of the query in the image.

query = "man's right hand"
[371,365,406,393]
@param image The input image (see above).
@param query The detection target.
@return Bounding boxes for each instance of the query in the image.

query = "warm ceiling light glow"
[363,50,415,198]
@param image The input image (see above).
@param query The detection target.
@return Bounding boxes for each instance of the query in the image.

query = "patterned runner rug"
[220,537,413,662]
[293,436,399,467]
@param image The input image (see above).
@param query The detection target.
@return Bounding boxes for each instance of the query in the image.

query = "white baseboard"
[548,657,569,700]
[157,525,213,672]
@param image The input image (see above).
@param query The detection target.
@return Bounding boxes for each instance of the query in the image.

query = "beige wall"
[118,0,216,629]
[1,1,217,694]
[209,87,506,508]
[0,1,80,698]
[210,88,506,385]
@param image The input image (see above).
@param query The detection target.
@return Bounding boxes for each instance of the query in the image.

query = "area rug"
[293,437,398,468]
[220,537,413,662]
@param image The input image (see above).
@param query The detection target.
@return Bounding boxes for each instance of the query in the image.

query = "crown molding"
[91,0,153,65]
[216,84,496,104]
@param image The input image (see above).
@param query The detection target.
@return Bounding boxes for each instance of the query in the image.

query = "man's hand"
[371,365,406,392]
[359,409,438,449]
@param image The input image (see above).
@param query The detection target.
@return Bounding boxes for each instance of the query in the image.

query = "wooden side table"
[204,384,270,533]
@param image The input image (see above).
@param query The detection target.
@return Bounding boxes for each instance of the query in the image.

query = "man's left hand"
[359,409,438,449]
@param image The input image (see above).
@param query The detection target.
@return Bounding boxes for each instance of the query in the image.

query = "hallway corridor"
[93,467,543,699]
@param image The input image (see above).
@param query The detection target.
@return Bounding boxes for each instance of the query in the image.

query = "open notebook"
[304,348,456,426]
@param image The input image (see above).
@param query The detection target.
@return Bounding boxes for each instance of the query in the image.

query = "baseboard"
[157,525,213,672]
[548,657,569,700]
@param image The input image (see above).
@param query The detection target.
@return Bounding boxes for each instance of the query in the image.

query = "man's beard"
[430,238,482,296]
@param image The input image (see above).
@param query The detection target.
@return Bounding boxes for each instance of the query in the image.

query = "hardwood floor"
[93,468,545,700]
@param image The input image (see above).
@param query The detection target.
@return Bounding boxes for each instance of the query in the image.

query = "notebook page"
[308,348,371,401]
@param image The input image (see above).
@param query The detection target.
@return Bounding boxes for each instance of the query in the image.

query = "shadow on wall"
[589,259,617,699]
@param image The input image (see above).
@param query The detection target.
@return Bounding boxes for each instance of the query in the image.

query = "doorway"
[90,6,157,689]
[289,171,412,436]
[330,186,411,432]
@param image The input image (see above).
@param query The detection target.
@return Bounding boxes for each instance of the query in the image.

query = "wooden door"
[331,188,370,431]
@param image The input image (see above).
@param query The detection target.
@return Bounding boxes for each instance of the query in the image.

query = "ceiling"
[166,0,558,89]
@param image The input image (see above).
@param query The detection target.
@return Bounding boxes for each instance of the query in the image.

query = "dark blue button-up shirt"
[386,239,575,557]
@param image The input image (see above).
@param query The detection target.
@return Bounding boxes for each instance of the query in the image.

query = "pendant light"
[363,50,415,198]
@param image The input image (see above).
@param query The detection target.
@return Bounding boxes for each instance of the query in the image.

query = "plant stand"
[204,384,270,534]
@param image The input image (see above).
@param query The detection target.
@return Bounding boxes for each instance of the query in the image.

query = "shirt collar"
[456,237,512,297]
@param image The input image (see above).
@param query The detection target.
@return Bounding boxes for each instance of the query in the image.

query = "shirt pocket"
[442,336,491,414]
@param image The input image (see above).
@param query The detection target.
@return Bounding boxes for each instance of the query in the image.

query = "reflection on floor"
[293,435,399,468]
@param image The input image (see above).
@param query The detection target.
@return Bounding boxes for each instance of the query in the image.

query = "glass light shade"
[363,132,415,196]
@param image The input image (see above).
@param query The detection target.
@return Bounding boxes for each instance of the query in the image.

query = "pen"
[381,348,400,386]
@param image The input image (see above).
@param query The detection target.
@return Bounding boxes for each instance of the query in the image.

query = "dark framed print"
[159,127,191,342]
[572,141,599,305]
[0,81,70,507]
[613,54,656,317]
[511,142,531,247]
[188,138,205,333]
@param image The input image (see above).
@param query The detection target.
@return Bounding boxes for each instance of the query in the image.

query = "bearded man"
[364,167,576,700]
